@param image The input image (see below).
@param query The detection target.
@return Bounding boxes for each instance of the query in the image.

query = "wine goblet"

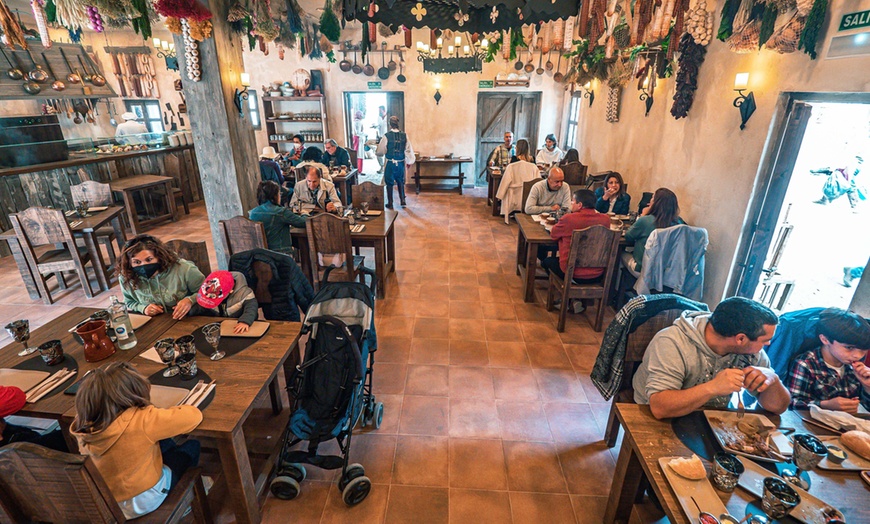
[75,199,90,217]
[359,201,370,221]
[4,319,38,356]
[782,433,827,490]
[202,323,225,361]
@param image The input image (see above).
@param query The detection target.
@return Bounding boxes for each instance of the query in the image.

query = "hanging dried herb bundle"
[717,0,741,41]
[0,0,28,48]
[88,0,130,19]
[320,0,340,42]
[284,0,303,34]
[228,1,249,22]
[253,0,278,41]
[759,2,778,46]
[131,0,152,40]
[164,15,182,34]
[670,33,707,119]
[154,0,212,21]
[798,0,826,59]
[188,18,212,41]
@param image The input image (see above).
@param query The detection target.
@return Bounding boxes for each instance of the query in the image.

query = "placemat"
[148,370,214,411]
[190,325,260,359]
[13,354,79,400]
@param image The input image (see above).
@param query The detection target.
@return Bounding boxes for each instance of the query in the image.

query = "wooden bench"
[413,156,472,195]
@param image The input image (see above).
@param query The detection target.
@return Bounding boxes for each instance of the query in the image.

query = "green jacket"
[120,259,205,314]
[624,215,685,271]
[248,202,306,256]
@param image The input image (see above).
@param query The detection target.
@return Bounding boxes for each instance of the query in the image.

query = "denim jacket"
[635,225,708,301]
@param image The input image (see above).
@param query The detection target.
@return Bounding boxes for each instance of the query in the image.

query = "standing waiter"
[376,116,415,209]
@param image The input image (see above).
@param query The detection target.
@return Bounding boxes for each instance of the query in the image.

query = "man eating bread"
[633,297,791,420]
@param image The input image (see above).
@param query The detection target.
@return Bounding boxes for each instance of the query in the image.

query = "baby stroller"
[270,268,382,506]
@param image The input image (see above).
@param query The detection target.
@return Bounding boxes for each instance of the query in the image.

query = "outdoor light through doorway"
[234,72,251,118]
[733,73,756,130]
[152,37,178,71]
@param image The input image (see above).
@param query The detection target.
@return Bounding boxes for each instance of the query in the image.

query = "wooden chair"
[305,213,365,291]
[0,442,212,523]
[172,183,190,217]
[352,182,385,211]
[348,148,358,169]
[585,171,613,193]
[603,309,682,447]
[561,161,588,187]
[10,207,97,304]
[70,180,118,266]
[520,179,540,215]
[295,165,308,183]
[545,225,621,332]
[218,216,267,267]
[166,239,211,275]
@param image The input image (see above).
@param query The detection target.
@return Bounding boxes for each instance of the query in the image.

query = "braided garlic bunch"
[181,18,201,82]
[685,1,714,45]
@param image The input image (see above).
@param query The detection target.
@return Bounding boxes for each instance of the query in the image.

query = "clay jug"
[75,320,116,362]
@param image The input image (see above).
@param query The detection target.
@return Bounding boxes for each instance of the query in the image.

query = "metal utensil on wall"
[0,47,23,79]
[24,49,49,83]
[515,49,524,71]
[14,53,41,94]
[59,48,81,84]
[553,53,564,82]
[41,52,65,91]
[76,55,92,83]
[81,53,106,86]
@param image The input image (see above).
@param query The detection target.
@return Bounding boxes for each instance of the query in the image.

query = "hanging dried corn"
[633,0,655,46]
[552,19,564,49]
[588,0,607,46]
[32,0,52,46]
[541,22,552,53]
[502,29,510,60]
[562,15,575,50]
[0,0,27,49]
[54,0,88,31]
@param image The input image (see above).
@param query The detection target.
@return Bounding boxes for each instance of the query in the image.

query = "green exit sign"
[367,82,382,89]
[840,10,870,31]
[479,80,494,89]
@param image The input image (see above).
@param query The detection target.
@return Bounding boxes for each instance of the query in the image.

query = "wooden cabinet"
[262,96,328,153]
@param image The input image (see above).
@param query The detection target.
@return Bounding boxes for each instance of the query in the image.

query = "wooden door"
[386,92,404,131]
[474,92,542,185]
[734,101,813,297]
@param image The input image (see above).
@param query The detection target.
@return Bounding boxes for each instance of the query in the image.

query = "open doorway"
[343,92,404,181]
[734,98,870,313]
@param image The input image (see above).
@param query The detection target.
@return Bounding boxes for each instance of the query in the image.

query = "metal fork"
[737,389,745,419]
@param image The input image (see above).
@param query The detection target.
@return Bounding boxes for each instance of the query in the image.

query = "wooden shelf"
[262,96,324,101]
[264,118,324,123]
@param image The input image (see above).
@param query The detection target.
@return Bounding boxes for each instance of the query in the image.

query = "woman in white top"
[352,111,366,171]
[535,134,564,166]
[496,139,541,224]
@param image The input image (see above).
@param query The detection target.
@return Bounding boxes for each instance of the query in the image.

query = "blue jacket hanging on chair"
[376,117,415,208]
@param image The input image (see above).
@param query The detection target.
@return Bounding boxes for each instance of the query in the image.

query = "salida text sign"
[840,10,870,31]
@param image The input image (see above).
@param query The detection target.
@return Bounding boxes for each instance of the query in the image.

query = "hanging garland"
[670,33,707,119]
[797,0,826,59]
[758,2,778,47]
[130,0,152,40]
[320,0,340,42]
[717,0,741,41]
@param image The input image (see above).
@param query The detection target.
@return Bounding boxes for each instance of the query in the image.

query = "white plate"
[817,436,870,471]
[0,369,50,391]
[150,385,190,409]
[736,456,845,523]
[658,457,728,523]
[704,410,792,463]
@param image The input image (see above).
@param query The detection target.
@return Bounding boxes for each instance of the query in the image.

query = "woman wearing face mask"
[535,134,564,166]
[117,235,205,319]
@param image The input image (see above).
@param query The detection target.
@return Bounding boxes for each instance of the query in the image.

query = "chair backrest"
[70,180,112,207]
[348,148,358,168]
[564,225,621,276]
[0,442,126,523]
[585,171,612,192]
[295,166,308,183]
[621,308,683,394]
[521,179,539,213]
[352,182,385,211]
[165,239,212,275]
[218,216,267,262]
[305,213,355,286]
[10,207,75,248]
[561,162,588,187]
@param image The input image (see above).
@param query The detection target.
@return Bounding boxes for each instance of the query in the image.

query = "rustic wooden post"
[173,0,259,269]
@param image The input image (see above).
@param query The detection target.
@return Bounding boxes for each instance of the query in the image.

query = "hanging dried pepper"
[798,0,827,59]
[670,33,707,119]
[0,0,28,49]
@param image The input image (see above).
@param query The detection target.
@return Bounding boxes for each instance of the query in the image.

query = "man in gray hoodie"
[633,297,791,419]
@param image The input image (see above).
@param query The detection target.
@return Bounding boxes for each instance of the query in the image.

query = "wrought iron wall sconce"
[639,77,653,117]
[234,72,251,118]
[152,38,178,71]
[582,82,595,107]
[433,77,442,105]
[733,73,756,130]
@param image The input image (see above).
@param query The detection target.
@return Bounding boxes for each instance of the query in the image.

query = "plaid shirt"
[488,144,515,168]
[785,347,870,410]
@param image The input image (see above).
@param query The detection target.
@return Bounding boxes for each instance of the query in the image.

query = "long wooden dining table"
[605,403,868,524]
[0,307,303,524]
[290,209,398,299]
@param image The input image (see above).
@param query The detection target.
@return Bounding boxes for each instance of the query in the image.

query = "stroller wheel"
[373,402,384,429]
[342,476,371,506]
[280,463,307,483]
[362,397,376,427]
[270,476,301,500]
[338,463,366,491]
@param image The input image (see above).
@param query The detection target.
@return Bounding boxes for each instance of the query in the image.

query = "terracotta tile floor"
[0,189,624,523]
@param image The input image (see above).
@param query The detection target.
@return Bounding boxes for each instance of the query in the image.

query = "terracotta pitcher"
[75,320,116,362]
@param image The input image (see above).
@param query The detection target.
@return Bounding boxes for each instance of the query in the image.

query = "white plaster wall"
[575,1,870,305]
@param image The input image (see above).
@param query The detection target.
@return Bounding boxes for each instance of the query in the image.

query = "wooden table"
[413,156,472,195]
[330,168,358,206]
[109,174,177,236]
[515,213,556,303]
[486,167,503,217]
[0,206,127,299]
[291,209,398,299]
[0,307,303,524]
[604,404,868,524]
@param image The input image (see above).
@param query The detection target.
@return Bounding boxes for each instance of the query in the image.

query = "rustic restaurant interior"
[1,0,870,522]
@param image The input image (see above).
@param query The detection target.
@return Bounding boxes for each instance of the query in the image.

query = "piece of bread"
[841,430,870,461]
[668,455,706,480]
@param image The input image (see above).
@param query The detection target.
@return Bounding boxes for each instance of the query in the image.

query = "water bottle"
[109,296,138,350]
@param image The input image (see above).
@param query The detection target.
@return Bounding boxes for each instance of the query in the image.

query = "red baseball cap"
[197,271,235,309]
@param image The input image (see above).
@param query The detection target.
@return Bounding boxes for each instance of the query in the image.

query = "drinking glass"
[760,477,800,520]
[782,433,827,490]
[4,319,38,356]
[710,452,744,493]
[75,199,90,217]
[174,334,196,357]
[154,337,178,377]
[176,353,198,380]
[202,323,225,361]
[359,201,370,221]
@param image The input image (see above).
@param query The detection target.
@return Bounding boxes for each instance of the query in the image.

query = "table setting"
[3,319,79,402]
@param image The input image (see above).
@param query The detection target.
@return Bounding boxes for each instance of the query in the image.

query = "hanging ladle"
[0,47,24,80]
[76,55,92,83]
[42,52,66,91]
[82,52,107,86]
[24,49,49,83]
[12,53,41,94]
[59,48,81,84]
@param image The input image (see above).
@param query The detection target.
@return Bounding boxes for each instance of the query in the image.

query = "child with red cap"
[187,270,258,333]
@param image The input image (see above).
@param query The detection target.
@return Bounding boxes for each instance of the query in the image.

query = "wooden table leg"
[523,241,538,303]
[516,228,526,277]
[458,165,464,195]
[387,227,397,273]
[82,231,109,292]
[415,163,421,194]
[6,236,41,300]
[164,181,178,222]
[373,239,387,299]
[217,426,261,524]
[111,215,127,249]
[268,376,283,415]
[604,436,646,524]
[119,189,141,237]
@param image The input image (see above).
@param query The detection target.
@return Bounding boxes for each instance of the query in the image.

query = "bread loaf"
[668,454,706,480]
[841,430,870,461]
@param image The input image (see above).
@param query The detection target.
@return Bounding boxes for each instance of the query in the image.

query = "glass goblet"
[760,477,800,522]
[202,323,225,361]
[154,337,178,377]
[782,433,827,490]
[360,201,370,221]
[4,319,38,356]
[75,199,90,217]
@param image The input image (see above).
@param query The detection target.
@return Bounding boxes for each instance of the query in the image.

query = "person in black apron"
[376,116,415,209]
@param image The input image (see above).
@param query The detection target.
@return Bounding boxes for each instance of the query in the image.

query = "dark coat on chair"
[230,248,314,322]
